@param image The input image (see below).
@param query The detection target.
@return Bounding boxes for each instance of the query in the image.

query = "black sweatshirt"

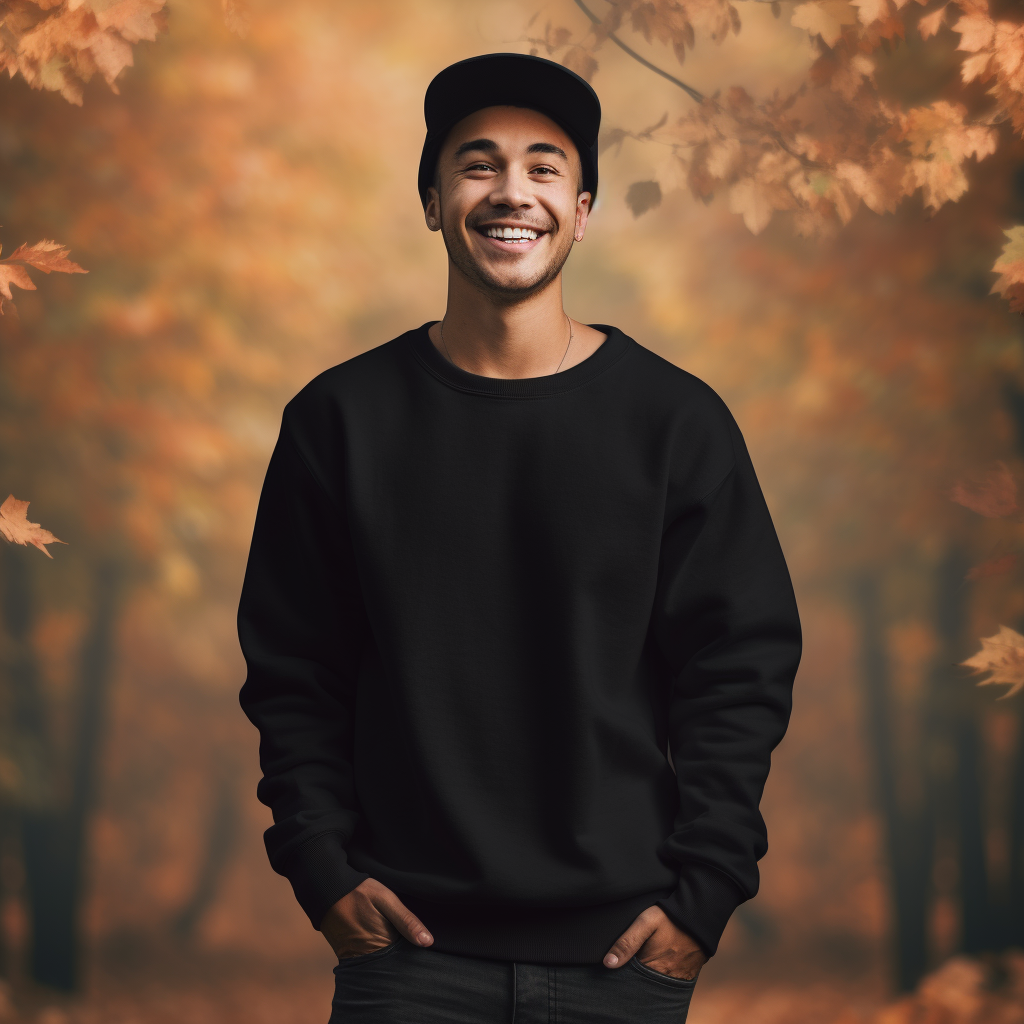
[238,323,801,964]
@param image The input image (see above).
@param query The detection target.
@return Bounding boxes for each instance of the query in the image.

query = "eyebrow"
[453,138,568,161]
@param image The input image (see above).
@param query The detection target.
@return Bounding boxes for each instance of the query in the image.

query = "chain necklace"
[440,314,574,375]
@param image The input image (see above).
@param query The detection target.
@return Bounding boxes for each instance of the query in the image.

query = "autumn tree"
[524,0,1024,991]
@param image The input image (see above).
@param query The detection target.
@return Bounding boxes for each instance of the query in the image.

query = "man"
[239,53,801,1023]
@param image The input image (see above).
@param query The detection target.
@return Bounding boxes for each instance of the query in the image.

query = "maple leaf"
[851,0,890,27]
[562,45,598,82]
[0,0,168,103]
[0,495,66,558]
[5,240,87,275]
[626,180,663,217]
[835,153,906,213]
[992,225,1024,313]
[0,263,36,315]
[918,4,948,40]
[950,462,1019,518]
[953,12,994,53]
[729,177,778,234]
[961,625,1024,698]
[0,239,87,315]
[791,0,858,47]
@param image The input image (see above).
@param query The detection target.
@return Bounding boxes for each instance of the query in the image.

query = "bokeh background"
[2,0,1024,1021]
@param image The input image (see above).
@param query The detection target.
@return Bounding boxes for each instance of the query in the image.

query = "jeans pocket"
[628,956,699,989]
[334,939,402,970]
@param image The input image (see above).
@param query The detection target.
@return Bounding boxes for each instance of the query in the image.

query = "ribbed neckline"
[408,321,632,399]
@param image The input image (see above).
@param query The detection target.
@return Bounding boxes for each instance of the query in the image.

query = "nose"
[488,165,535,211]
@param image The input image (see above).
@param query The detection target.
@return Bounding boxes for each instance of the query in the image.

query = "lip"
[473,225,547,253]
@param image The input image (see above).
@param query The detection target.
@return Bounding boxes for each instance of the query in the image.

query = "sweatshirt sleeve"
[238,410,370,929]
[653,414,801,957]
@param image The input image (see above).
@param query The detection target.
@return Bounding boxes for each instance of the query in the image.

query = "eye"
[531,165,559,176]
[465,162,495,172]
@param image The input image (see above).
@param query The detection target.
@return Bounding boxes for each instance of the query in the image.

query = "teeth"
[485,226,539,241]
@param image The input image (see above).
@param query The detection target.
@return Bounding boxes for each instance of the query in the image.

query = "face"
[424,105,592,301]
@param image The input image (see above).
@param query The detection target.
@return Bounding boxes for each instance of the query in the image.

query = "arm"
[652,415,801,956]
[237,412,371,929]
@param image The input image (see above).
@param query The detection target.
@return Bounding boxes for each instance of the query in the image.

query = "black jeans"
[329,939,697,1023]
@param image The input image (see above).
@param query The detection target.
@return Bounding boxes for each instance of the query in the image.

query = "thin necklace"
[440,315,574,375]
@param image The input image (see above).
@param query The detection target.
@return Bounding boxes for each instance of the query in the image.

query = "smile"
[481,226,541,242]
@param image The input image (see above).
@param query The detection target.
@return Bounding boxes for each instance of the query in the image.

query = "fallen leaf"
[0,496,66,558]
[962,625,1024,698]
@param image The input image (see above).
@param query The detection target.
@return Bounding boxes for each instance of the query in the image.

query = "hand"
[320,877,434,960]
[603,905,707,981]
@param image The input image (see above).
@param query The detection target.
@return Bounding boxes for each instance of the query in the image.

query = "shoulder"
[274,329,419,487]
[625,339,731,416]
[612,331,745,495]
[614,332,739,441]
[289,332,411,412]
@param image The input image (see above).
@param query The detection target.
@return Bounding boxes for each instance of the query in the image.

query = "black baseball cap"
[417,53,601,208]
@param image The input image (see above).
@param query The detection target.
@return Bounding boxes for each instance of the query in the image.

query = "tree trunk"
[1008,703,1024,948]
[22,558,121,992]
[853,572,932,992]
[172,767,239,941]
[955,704,992,952]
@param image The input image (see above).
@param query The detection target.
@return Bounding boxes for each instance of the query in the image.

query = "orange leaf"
[953,12,994,52]
[0,496,66,558]
[918,4,947,39]
[5,240,88,276]
[950,462,1019,518]
[962,625,1024,698]
[992,226,1024,313]
[0,264,36,301]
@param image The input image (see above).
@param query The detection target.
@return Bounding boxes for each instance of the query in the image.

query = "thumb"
[371,886,434,948]
[603,908,659,969]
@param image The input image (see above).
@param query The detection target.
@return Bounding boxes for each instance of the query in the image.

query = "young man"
[239,53,801,1023]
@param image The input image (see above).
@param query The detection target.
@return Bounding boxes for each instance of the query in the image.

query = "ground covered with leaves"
[0,946,1019,1024]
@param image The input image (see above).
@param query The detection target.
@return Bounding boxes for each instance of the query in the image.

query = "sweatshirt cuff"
[656,863,745,957]
[279,830,369,929]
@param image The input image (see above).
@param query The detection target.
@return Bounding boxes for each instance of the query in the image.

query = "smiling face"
[424,105,592,302]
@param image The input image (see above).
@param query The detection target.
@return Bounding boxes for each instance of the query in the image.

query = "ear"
[574,192,592,243]
[424,188,442,232]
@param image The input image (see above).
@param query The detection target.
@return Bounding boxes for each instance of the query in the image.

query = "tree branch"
[572,0,705,103]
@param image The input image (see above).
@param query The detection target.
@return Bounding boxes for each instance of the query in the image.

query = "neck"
[435,265,569,379]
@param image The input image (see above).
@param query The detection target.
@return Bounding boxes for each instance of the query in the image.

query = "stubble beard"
[441,215,575,304]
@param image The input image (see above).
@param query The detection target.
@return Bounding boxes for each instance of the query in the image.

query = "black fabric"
[417,53,601,205]
[329,939,698,1024]
[238,323,802,962]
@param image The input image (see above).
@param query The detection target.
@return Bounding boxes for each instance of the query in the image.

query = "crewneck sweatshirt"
[238,323,801,964]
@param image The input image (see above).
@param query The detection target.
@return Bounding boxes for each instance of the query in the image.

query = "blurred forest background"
[2,0,1024,1021]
